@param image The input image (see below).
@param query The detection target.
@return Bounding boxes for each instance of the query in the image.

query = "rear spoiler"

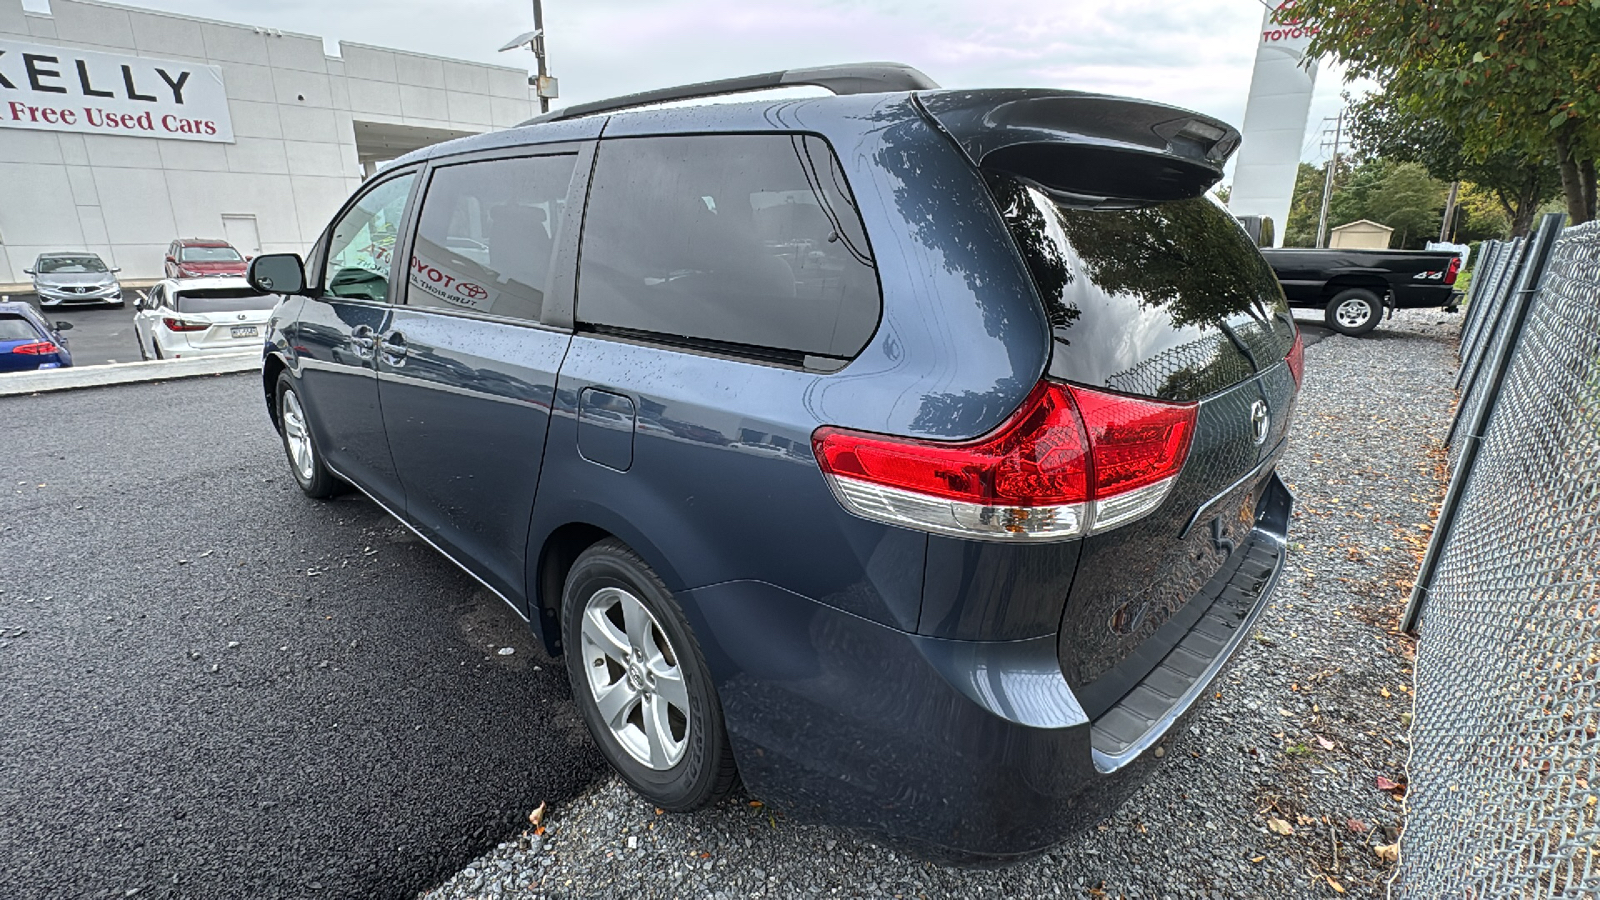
[916,90,1241,205]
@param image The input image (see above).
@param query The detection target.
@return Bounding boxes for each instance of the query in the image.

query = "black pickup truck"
[1260,247,1463,335]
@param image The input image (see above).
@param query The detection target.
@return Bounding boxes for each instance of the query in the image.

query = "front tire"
[563,539,738,810]
[1325,288,1382,336]
[275,371,342,498]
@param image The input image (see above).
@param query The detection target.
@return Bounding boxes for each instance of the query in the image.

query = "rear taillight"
[12,341,59,355]
[162,317,208,332]
[1286,331,1305,388]
[1444,256,1462,285]
[812,381,1196,540]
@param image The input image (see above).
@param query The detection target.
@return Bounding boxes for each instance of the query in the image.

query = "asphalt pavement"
[0,374,605,900]
[3,293,142,367]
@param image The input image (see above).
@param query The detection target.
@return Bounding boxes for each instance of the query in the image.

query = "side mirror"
[54,321,73,331]
[165,256,176,264]
[23,268,33,276]
[134,291,147,310]
[110,267,122,273]
[248,253,307,295]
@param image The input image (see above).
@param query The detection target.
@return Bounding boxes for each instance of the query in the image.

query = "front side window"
[577,133,880,362]
[406,154,577,323]
[322,173,415,302]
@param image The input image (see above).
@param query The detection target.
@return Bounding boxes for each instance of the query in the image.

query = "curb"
[0,355,260,397]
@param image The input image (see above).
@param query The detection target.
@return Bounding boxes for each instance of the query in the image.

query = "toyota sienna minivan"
[248,63,1301,860]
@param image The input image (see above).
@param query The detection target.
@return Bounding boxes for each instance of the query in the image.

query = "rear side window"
[0,316,40,342]
[407,154,578,323]
[577,133,879,362]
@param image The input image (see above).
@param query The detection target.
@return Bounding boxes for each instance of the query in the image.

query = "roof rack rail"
[523,62,938,125]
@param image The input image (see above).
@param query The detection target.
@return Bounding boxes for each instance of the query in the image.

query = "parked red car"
[164,239,249,278]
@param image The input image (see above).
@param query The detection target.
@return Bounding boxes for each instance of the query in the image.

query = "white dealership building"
[0,0,541,283]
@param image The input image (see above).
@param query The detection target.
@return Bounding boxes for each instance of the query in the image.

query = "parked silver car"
[26,253,124,308]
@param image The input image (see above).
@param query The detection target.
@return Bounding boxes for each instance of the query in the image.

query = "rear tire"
[274,371,343,499]
[1325,288,1382,336]
[563,539,738,811]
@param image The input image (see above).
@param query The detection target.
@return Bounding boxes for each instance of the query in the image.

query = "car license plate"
[231,325,259,338]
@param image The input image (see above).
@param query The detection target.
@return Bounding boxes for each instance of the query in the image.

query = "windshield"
[0,316,41,342]
[37,256,108,274]
[181,246,243,262]
[989,175,1294,402]
[175,288,275,314]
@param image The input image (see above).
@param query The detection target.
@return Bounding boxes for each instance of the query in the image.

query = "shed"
[1329,220,1395,250]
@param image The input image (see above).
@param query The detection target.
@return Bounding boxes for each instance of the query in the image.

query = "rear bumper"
[684,474,1292,859]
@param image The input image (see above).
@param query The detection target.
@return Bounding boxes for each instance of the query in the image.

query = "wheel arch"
[1321,275,1389,299]
[262,352,289,431]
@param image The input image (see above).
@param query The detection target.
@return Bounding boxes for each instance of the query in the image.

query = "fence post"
[1401,213,1566,633]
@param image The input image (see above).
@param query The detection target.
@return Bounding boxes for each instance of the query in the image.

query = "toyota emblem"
[1250,400,1270,445]
[457,282,489,301]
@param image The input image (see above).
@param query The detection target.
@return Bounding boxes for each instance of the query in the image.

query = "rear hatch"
[920,91,1299,742]
[990,175,1296,691]
[172,286,275,351]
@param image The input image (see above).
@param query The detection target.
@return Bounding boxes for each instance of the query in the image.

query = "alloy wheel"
[579,586,690,770]
[280,390,315,483]
[1335,297,1373,329]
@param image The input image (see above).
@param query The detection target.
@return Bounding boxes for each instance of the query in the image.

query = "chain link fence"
[1396,214,1600,898]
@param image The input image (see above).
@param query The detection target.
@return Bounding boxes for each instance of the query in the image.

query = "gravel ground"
[420,309,1459,900]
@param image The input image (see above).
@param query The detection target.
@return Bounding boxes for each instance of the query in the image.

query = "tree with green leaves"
[1346,90,1561,236]
[1292,0,1599,225]
[1282,157,1449,248]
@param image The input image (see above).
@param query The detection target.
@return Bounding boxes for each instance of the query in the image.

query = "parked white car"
[133,278,276,360]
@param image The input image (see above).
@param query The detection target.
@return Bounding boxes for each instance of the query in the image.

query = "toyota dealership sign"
[0,38,234,143]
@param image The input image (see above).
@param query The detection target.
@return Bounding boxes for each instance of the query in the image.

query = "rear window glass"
[175,288,275,314]
[181,246,242,262]
[990,176,1293,402]
[577,133,879,362]
[37,256,107,274]
[0,316,40,342]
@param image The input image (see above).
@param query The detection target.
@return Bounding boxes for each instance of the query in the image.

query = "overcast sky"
[27,0,1366,175]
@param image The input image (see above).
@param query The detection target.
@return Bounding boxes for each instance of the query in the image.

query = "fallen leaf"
[1268,817,1294,836]
[748,800,763,808]
[1375,843,1399,863]
[1327,876,1346,894]
[1278,708,1294,717]
[1297,814,1316,826]
[1376,776,1403,791]
[528,801,547,827]
[1317,736,1336,751]
[1249,855,1265,864]
[1346,819,1369,833]
[1380,687,1392,698]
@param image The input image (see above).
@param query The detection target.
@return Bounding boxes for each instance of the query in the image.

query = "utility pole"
[1315,109,1344,249]
[499,3,558,115]
[1439,180,1461,242]
[531,0,550,115]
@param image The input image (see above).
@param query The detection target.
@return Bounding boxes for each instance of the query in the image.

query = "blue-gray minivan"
[249,63,1301,861]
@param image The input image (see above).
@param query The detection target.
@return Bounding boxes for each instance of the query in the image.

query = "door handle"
[377,330,408,365]
[351,324,376,359]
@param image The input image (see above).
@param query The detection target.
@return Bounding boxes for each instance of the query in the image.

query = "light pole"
[499,0,557,115]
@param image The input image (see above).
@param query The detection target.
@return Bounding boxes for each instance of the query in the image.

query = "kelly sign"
[0,39,233,143]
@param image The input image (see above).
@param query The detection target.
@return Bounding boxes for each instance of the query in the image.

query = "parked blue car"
[249,64,1301,860]
[0,301,73,372]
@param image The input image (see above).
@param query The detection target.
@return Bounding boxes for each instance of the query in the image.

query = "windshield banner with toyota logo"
[409,252,499,313]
